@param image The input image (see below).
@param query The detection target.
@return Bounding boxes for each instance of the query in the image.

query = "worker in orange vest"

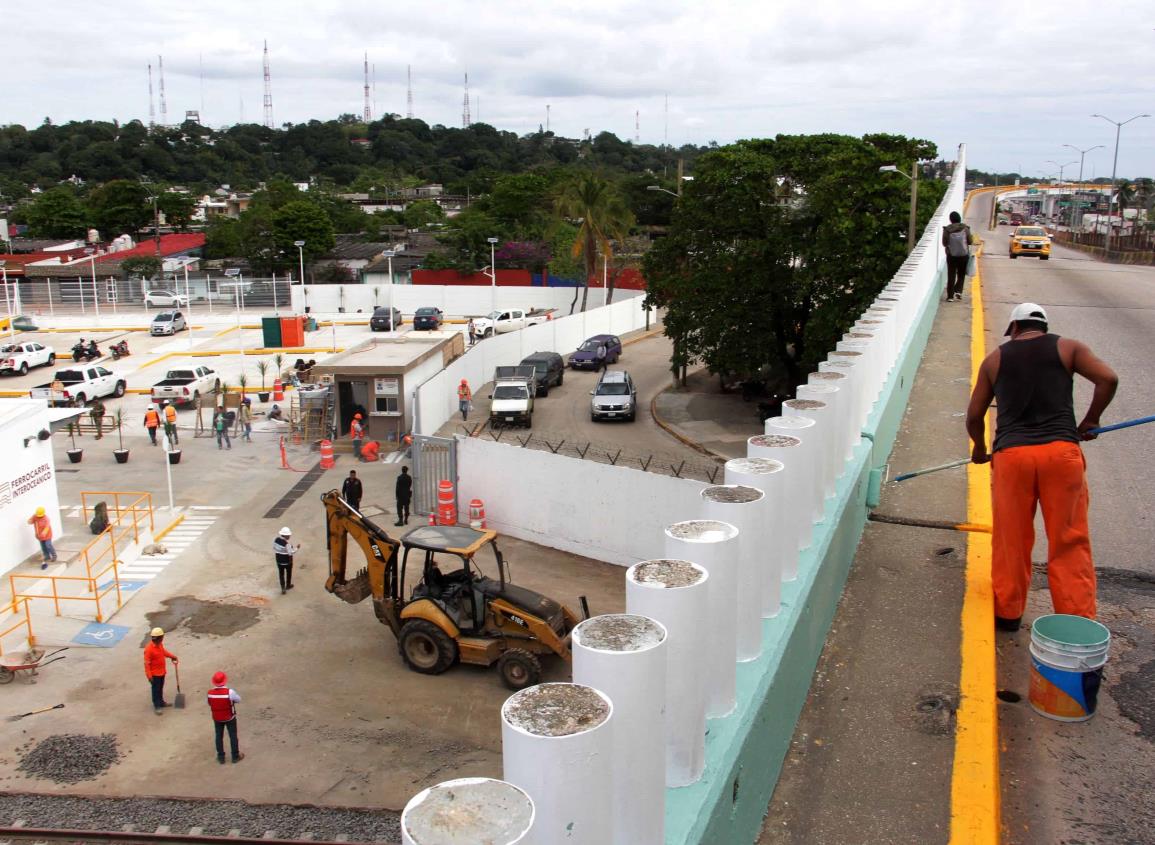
[457,378,472,421]
[27,507,57,568]
[162,401,179,447]
[144,627,178,714]
[350,412,364,460]
[143,405,160,446]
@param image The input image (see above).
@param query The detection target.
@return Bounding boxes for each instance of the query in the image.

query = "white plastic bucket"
[1028,614,1110,722]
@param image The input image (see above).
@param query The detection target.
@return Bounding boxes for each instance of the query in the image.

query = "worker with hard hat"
[144,627,178,714]
[457,378,472,421]
[162,400,179,447]
[350,412,364,460]
[273,526,300,595]
[27,507,57,568]
[207,670,244,764]
[143,404,160,446]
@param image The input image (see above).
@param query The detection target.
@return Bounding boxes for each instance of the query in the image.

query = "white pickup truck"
[472,308,555,338]
[489,365,536,428]
[30,366,127,406]
[1,342,55,376]
[151,366,219,406]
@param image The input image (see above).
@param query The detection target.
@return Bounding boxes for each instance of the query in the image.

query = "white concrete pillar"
[402,777,534,845]
[573,614,668,845]
[765,414,822,531]
[502,683,613,845]
[827,350,869,421]
[725,456,786,609]
[747,434,804,580]
[835,340,877,408]
[807,370,855,462]
[626,559,709,787]
[855,317,895,369]
[701,484,766,657]
[795,385,844,492]
[664,519,740,718]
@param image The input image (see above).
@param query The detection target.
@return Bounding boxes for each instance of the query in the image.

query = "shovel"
[9,703,65,722]
[173,662,186,709]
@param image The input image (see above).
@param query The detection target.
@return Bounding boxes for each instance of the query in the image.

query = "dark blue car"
[569,334,622,369]
[413,307,444,330]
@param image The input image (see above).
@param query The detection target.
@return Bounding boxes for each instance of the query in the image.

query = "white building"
[0,401,62,577]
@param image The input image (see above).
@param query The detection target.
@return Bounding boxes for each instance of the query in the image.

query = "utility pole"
[262,41,274,129]
[907,161,919,252]
[1063,143,1104,230]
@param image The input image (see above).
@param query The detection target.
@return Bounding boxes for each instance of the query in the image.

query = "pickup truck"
[472,308,554,338]
[151,366,219,406]
[30,366,126,406]
[1,342,55,376]
[489,365,536,428]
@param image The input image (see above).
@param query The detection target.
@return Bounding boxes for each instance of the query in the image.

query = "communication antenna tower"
[200,53,205,122]
[546,104,551,133]
[363,53,372,122]
[664,93,668,148]
[406,65,414,119]
[262,40,275,129]
[635,109,640,143]
[462,73,471,128]
[158,55,168,127]
[147,63,156,131]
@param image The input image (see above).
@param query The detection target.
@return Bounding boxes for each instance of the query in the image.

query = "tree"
[204,216,243,259]
[644,133,942,387]
[554,173,635,313]
[87,179,150,238]
[272,201,335,262]
[121,256,163,280]
[24,186,88,239]
[1115,180,1134,231]
[157,192,196,231]
[402,199,445,230]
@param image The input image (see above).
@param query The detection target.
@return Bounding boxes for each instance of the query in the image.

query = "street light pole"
[382,249,396,334]
[1063,144,1104,230]
[878,164,919,253]
[487,237,499,312]
[90,255,101,322]
[0,262,11,339]
[1092,113,1151,255]
[294,240,306,313]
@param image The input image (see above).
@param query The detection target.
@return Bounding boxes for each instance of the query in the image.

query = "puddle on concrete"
[145,595,261,637]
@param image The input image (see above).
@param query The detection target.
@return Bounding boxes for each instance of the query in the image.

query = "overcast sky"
[4,0,1152,177]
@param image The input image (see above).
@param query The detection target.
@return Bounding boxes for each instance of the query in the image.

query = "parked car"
[520,351,565,397]
[145,290,188,308]
[150,311,188,336]
[0,342,55,375]
[412,307,444,330]
[151,366,219,406]
[472,307,555,338]
[1008,226,1051,260]
[369,306,403,331]
[31,366,126,406]
[570,334,623,370]
[590,370,637,421]
[489,366,536,428]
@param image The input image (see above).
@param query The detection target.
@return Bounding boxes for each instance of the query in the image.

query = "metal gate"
[411,434,457,518]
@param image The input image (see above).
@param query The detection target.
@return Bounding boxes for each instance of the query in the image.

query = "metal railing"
[0,598,36,657]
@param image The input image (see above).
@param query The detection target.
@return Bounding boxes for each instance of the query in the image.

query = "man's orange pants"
[991,441,1095,620]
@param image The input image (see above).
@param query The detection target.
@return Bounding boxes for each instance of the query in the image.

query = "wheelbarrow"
[0,647,68,685]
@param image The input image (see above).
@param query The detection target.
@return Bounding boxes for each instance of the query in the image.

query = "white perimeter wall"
[290,284,639,318]
[0,401,62,577]
[413,295,650,435]
[458,436,707,566]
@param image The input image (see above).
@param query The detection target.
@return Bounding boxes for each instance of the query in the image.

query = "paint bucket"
[1028,614,1110,722]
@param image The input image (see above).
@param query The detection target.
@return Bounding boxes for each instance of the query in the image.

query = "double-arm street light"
[1092,113,1151,254]
[879,163,919,253]
[1063,144,1104,230]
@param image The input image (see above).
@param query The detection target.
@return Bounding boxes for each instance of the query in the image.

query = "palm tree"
[554,174,635,313]
[1115,180,1135,239]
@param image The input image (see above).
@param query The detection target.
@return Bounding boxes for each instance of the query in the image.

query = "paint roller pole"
[723,458,786,619]
[747,433,804,580]
[701,484,768,661]
[766,414,821,539]
[664,520,740,718]
[573,614,668,845]
[502,683,613,845]
[1087,414,1155,435]
[401,778,534,845]
[626,559,709,788]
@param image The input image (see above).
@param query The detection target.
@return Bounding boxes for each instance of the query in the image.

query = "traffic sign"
[1027,188,1039,195]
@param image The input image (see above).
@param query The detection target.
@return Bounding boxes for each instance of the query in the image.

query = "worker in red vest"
[144,627,178,714]
[350,412,364,460]
[457,378,472,421]
[207,671,244,764]
[143,405,160,446]
[27,507,57,568]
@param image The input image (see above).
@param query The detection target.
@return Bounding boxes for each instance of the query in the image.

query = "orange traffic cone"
[273,377,284,401]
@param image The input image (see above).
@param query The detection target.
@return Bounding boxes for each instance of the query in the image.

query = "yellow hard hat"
[150,627,165,637]
[35,507,46,517]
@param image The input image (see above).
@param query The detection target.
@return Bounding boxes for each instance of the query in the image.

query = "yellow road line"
[949,193,1001,843]
[153,514,185,542]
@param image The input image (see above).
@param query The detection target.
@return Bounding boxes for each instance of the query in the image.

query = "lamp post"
[0,261,11,339]
[294,239,306,313]
[1046,160,1078,225]
[162,430,177,513]
[879,163,919,253]
[1063,144,1104,230]
[89,253,101,322]
[1092,113,1151,254]
[382,249,396,333]
[487,237,498,312]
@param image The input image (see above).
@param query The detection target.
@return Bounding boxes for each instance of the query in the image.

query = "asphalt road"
[971,192,1155,845]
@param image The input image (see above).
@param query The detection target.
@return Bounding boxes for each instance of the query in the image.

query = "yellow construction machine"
[321,489,583,689]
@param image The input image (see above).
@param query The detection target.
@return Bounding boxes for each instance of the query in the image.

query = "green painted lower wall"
[665,264,946,844]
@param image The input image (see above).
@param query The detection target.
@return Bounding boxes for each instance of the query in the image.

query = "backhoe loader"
[321,489,582,689]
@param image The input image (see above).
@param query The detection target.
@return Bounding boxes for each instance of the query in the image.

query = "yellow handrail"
[0,598,36,657]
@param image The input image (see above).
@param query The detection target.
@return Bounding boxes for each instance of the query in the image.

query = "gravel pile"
[16,734,121,785]
[0,793,401,843]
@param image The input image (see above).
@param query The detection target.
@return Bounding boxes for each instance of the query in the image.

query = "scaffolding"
[291,384,334,444]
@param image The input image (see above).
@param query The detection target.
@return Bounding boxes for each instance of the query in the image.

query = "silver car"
[590,370,637,421]
[150,311,188,336]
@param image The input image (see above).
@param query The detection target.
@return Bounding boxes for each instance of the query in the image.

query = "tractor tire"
[497,648,542,691]
[398,619,458,675]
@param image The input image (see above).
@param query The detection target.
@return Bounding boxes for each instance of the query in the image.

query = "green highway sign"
[1027,188,1039,194]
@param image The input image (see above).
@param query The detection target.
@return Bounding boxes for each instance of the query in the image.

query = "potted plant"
[273,353,285,382]
[112,408,130,463]
[256,359,270,402]
[66,421,83,463]
[238,372,248,400]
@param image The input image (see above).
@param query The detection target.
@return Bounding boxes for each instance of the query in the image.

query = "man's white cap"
[279,526,292,536]
[1005,302,1048,336]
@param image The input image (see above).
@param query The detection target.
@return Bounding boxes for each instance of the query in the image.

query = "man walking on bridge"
[942,211,974,302]
[966,303,1118,628]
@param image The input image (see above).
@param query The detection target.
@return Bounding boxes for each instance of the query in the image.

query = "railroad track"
[0,827,396,845]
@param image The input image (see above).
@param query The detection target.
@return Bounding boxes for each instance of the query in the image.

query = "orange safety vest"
[350,419,363,439]
[164,405,177,424]
[31,514,52,541]
[458,382,472,401]
[144,409,159,428]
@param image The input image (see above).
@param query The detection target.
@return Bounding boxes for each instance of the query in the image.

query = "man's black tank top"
[993,333,1078,451]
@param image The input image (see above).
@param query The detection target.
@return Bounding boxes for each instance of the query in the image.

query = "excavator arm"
[321,490,401,613]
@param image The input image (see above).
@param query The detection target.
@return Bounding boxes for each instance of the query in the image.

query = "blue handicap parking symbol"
[97,579,147,593]
[72,622,132,648]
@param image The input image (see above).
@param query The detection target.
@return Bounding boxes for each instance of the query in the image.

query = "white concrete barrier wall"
[401,777,535,845]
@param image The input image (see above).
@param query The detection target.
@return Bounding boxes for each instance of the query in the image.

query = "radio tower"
[262,41,275,129]
[635,109,640,143]
[362,53,372,122]
[147,63,156,132]
[546,104,551,133]
[462,73,471,128]
[158,55,168,127]
[406,65,414,119]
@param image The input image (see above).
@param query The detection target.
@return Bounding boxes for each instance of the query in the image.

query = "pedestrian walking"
[942,211,975,302]
[350,413,364,460]
[596,343,607,372]
[27,507,57,569]
[143,405,160,446]
[214,408,232,450]
[457,379,472,421]
[90,397,106,440]
[273,526,299,595]
[144,627,178,714]
[394,466,412,526]
[238,399,253,442]
[207,671,244,764]
[163,401,179,447]
[966,303,1118,629]
[342,469,363,512]
[468,318,477,346]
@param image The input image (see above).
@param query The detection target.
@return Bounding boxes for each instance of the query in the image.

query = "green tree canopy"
[157,191,197,232]
[88,179,150,238]
[24,186,88,239]
[272,200,335,262]
[554,172,635,312]
[121,256,163,280]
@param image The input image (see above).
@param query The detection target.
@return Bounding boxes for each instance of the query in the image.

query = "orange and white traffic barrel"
[273,378,284,402]
[468,498,486,529]
[319,438,334,469]
[437,479,457,525]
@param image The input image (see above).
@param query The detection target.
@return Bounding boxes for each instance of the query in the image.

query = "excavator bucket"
[331,570,371,604]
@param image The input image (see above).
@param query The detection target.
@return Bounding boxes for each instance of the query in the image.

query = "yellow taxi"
[1009,225,1052,260]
